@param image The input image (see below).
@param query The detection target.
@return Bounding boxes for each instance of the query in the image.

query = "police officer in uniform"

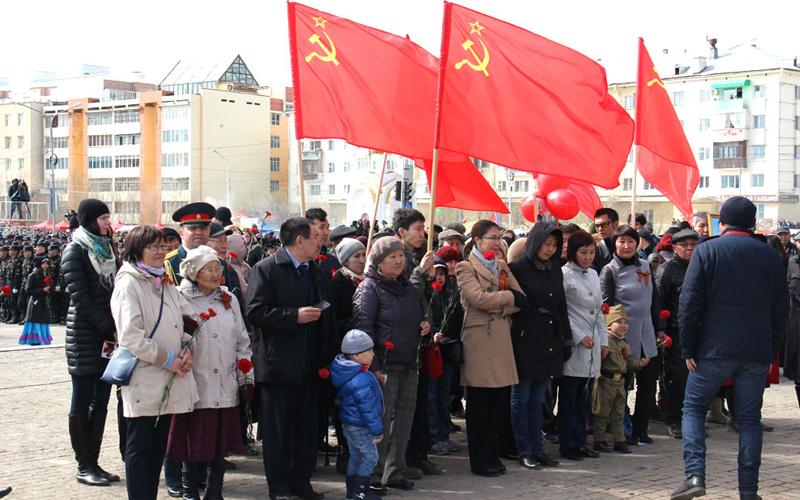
[16,245,34,325]
[0,245,9,323]
[48,243,62,323]
[6,244,24,324]
[164,202,230,286]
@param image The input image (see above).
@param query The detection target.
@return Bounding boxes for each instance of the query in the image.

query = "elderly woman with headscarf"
[167,245,253,500]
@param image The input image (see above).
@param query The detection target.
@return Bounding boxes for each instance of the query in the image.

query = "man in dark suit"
[247,218,338,500]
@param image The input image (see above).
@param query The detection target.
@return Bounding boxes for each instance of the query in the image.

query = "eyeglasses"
[199,266,223,275]
[594,221,612,229]
[674,242,698,248]
[479,236,500,241]
[144,245,170,252]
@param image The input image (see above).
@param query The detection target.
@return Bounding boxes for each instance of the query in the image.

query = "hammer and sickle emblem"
[455,39,490,77]
[304,32,339,66]
[647,67,665,89]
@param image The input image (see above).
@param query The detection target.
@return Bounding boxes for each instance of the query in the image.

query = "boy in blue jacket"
[331,329,384,500]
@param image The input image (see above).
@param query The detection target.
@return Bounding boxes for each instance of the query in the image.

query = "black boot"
[182,462,201,500]
[68,414,110,486]
[354,475,381,500]
[87,409,120,482]
[203,455,225,500]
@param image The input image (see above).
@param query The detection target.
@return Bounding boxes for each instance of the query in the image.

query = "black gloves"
[510,289,531,310]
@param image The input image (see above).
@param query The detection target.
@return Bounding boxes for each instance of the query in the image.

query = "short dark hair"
[463,219,500,260]
[627,212,647,226]
[123,225,166,263]
[567,231,596,264]
[280,217,312,247]
[305,207,328,223]
[393,208,425,232]
[610,224,640,249]
[594,207,618,222]
[679,221,692,230]
[561,224,581,236]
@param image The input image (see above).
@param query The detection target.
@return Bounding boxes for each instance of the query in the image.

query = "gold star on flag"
[313,16,328,29]
[469,21,485,36]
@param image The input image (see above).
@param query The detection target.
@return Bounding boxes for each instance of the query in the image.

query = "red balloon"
[536,174,571,196]
[521,194,538,223]
[545,189,580,220]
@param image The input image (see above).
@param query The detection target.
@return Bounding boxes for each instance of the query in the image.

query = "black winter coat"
[655,255,689,346]
[62,242,116,376]
[352,266,424,372]
[508,223,571,380]
[25,270,51,324]
[246,246,338,386]
[330,269,358,340]
[785,255,800,381]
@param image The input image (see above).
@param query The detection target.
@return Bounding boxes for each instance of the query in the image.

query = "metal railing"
[0,200,55,223]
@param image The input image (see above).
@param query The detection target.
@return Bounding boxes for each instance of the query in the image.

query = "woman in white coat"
[559,231,608,460]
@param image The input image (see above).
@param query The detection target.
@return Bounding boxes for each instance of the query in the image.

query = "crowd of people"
[0,194,796,500]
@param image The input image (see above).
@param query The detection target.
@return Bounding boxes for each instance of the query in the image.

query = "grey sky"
[4,0,798,89]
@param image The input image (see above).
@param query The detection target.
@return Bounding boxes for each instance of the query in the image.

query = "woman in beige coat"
[455,219,526,478]
[110,225,199,500]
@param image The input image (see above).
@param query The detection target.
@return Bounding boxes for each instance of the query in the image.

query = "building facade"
[0,102,44,219]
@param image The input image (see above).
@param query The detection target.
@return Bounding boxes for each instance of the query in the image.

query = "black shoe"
[560,449,583,461]
[533,453,559,467]
[578,446,600,459]
[669,424,683,439]
[415,459,443,475]
[0,487,11,499]
[292,489,324,500]
[518,455,540,469]
[223,457,237,470]
[450,421,462,432]
[614,442,632,454]
[495,463,506,475]
[740,494,761,500]
[269,495,293,500]
[369,482,387,496]
[637,431,653,444]
[625,434,640,446]
[542,431,560,444]
[472,467,501,477]
[386,478,414,490]
[451,409,466,419]
[593,441,614,453]
[670,475,706,500]
[167,485,182,497]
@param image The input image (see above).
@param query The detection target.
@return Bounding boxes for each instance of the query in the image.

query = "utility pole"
[211,148,231,208]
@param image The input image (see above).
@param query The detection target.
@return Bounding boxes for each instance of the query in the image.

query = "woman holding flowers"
[455,219,525,477]
[168,245,252,500]
[560,231,607,459]
[19,256,53,345]
[111,225,198,500]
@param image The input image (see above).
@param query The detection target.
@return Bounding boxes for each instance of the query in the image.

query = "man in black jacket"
[654,229,698,439]
[306,207,340,278]
[590,208,619,273]
[247,217,337,500]
[672,197,789,500]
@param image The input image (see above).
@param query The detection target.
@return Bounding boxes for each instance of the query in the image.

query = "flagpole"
[631,145,638,226]
[366,152,389,255]
[426,149,440,252]
[297,140,306,216]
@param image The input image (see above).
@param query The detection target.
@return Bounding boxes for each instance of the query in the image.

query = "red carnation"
[331,269,337,279]
[431,282,443,292]
[384,341,395,351]
[44,276,51,283]
[1,286,10,296]
[238,358,253,374]
[265,210,272,217]
[660,310,671,320]
[664,335,673,348]
[250,228,258,234]
[483,251,496,261]
[228,252,238,260]
[317,254,328,263]
[208,308,217,317]
[199,312,210,321]
[601,304,610,315]
[318,368,330,379]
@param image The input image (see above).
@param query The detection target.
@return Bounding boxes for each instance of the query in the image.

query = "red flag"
[288,2,508,213]
[435,2,634,190]
[635,38,699,219]
[566,181,602,219]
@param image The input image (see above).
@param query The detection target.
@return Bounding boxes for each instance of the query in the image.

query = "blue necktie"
[297,264,314,306]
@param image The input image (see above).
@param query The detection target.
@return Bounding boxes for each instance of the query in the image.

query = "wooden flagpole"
[366,152,389,255]
[631,145,638,226]
[426,149,440,252]
[297,140,306,216]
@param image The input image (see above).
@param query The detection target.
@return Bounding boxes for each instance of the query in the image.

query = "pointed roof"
[159,54,258,88]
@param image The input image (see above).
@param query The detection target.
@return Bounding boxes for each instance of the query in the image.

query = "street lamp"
[15,101,82,235]
[211,148,231,208]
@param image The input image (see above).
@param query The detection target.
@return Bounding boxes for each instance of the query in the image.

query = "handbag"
[419,342,443,379]
[101,284,165,386]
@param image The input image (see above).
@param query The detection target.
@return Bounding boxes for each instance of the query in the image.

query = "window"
[114,201,139,214]
[162,106,188,120]
[756,203,765,220]
[327,140,334,151]
[344,184,350,194]
[643,180,654,190]
[162,177,190,191]
[624,95,635,109]
[753,85,765,98]
[45,137,69,149]
[114,109,139,123]
[699,147,711,160]
[679,120,685,129]
[46,157,68,170]
[162,153,190,167]
[721,175,740,189]
[17,136,24,148]
[699,119,711,132]
[713,141,745,159]
[751,174,764,187]
[115,134,140,146]
[115,155,140,168]
[88,156,113,169]
[672,91,684,106]
[163,200,189,213]
[4,159,9,170]
[308,141,321,150]
[622,178,633,191]
[328,185,335,195]
[796,146,800,159]
[270,180,280,192]
[270,135,281,148]
[698,176,710,188]
[88,179,112,192]
[700,90,711,102]
[751,145,765,159]
[327,162,335,173]
[796,117,800,131]
[87,111,112,126]
[343,161,350,172]
[264,157,279,173]
[796,86,800,100]
[88,134,112,147]
[795,175,800,188]
[514,180,529,192]
[310,185,321,196]
[17,158,24,170]
[627,150,634,163]
[4,137,9,149]
[753,115,765,129]
[3,115,8,126]
[271,113,281,126]
[17,114,23,126]
[115,177,140,191]
[357,158,368,170]
[162,130,189,142]
[387,160,396,171]
[497,181,507,192]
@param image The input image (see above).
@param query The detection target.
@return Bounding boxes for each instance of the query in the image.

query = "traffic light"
[395,181,402,201]
[404,182,414,201]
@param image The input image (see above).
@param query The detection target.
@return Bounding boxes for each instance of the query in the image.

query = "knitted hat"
[336,238,365,266]
[368,237,403,267]
[33,256,49,268]
[215,207,232,225]
[605,304,628,327]
[719,196,757,228]
[341,329,374,355]
[180,245,220,281]
[435,245,460,263]
[77,199,110,228]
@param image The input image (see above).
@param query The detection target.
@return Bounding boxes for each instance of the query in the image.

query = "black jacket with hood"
[508,222,572,380]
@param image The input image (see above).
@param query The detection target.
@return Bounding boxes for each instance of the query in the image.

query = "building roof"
[159,54,258,87]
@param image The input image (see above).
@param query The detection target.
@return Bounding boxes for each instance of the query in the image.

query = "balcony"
[713,99,747,112]
[303,169,320,181]
[712,127,749,142]
[302,151,320,160]
[713,157,747,170]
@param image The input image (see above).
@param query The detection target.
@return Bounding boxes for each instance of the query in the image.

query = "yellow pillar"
[139,91,165,225]
[67,99,92,210]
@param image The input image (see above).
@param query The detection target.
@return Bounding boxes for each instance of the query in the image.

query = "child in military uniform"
[592,305,649,454]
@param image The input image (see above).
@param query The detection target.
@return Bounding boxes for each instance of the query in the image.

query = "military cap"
[23,245,33,252]
[171,202,216,226]
[776,226,790,235]
[49,243,61,251]
[330,225,357,244]
[11,244,23,251]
